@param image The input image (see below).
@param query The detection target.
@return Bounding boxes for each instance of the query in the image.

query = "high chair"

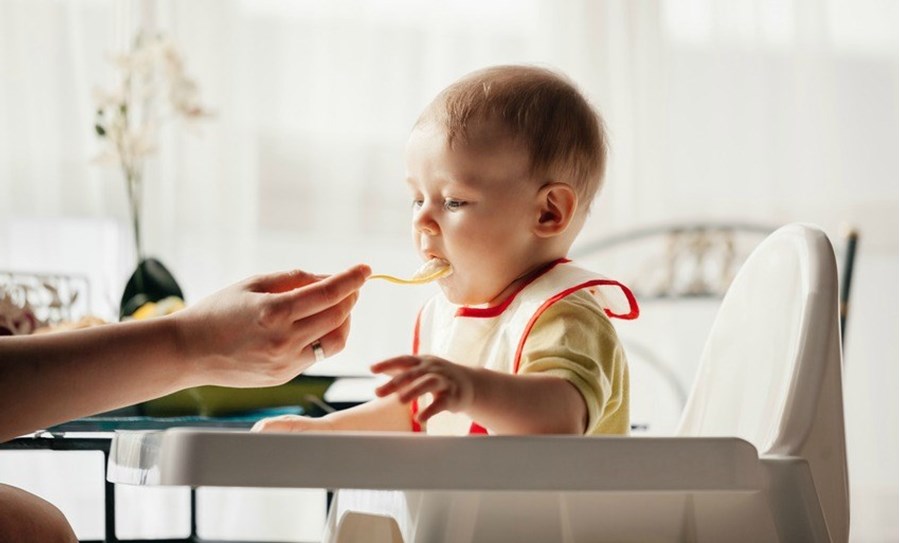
[676,222,849,542]
[107,223,848,543]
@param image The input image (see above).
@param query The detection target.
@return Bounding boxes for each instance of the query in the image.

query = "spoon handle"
[368,274,434,285]
[368,267,451,285]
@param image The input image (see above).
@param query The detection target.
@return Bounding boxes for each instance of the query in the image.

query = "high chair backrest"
[677,223,849,542]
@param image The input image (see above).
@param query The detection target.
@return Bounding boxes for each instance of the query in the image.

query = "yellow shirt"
[415,260,637,436]
[518,289,630,435]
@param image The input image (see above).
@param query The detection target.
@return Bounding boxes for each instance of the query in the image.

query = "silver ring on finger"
[311,339,326,362]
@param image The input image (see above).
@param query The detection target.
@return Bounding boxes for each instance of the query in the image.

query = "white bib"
[412,259,638,435]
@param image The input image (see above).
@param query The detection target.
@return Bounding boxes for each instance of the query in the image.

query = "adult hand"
[174,264,371,388]
[0,265,371,442]
[371,355,477,424]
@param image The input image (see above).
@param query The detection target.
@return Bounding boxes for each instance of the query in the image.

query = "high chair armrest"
[760,455,833,542]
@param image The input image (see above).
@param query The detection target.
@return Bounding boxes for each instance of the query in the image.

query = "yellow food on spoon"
[369,259,453,285]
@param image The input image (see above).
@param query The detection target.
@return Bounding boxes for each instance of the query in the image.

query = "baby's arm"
[372,356,586,434]
[251,396,412,433]
[372,293,619,435]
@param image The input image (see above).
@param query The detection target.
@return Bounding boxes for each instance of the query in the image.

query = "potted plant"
[93,32,211,320]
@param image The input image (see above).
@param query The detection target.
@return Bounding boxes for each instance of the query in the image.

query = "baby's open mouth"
[368,258,453,285]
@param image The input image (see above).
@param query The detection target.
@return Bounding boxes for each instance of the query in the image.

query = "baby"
[255,65,639,436]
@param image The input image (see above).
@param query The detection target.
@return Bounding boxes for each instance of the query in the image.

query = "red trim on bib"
[412,307,422,355]
[512,279,640,374]
[601,281,640,320]
[410,308,424,433]
[410,401,422,433]
[469,422,488,434]
[455,258,571,318]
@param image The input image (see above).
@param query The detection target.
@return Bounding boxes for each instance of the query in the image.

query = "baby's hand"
[251,414,333,433]
[371,355,477,424]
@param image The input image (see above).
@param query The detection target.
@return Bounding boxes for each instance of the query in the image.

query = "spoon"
[368,259,453,285]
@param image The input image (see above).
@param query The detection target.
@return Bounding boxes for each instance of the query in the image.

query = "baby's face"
[405,121,542,305]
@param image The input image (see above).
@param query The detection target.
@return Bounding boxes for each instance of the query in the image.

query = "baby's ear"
[534,182,578,238]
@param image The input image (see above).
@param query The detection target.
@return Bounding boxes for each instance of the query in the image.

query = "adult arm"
[0,265,370,442]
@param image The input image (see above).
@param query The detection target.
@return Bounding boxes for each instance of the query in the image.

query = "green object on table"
[47,407,304,432]
[139,375,336,417]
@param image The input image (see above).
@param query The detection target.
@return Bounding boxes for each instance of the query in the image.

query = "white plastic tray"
[107,428,762,491]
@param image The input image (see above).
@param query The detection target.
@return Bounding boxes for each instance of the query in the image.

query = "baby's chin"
[437,283,464,305]
[439,280,493,307]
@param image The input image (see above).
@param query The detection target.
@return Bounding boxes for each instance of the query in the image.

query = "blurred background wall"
[0,0,896,541]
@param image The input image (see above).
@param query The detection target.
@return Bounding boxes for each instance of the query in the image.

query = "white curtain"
[1,0,896,541]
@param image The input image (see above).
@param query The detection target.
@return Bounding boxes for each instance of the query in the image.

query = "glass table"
[2,410,300,543]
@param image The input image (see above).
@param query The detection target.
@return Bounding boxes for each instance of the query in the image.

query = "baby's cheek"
[462,233,496,258]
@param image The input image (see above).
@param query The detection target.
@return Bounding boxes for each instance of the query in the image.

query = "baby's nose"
[416,220,439,236]
[413,209,439,235]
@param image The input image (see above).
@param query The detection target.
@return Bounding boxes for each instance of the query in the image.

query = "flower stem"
[128,171,143,264]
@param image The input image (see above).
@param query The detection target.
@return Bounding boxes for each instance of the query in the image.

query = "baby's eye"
[411,199,424,209]
[443,199,467,211]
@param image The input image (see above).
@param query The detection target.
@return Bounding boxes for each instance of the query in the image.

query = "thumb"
[248,269,319,294]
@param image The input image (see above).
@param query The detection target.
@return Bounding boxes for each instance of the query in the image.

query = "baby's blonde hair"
[417,65,608,209]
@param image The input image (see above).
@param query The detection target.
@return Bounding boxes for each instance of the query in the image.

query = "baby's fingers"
[251,415,308,433]
[394,374,448,404]
[417,394,451,423]
[370,355,422,375]
[374,367,430,397]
